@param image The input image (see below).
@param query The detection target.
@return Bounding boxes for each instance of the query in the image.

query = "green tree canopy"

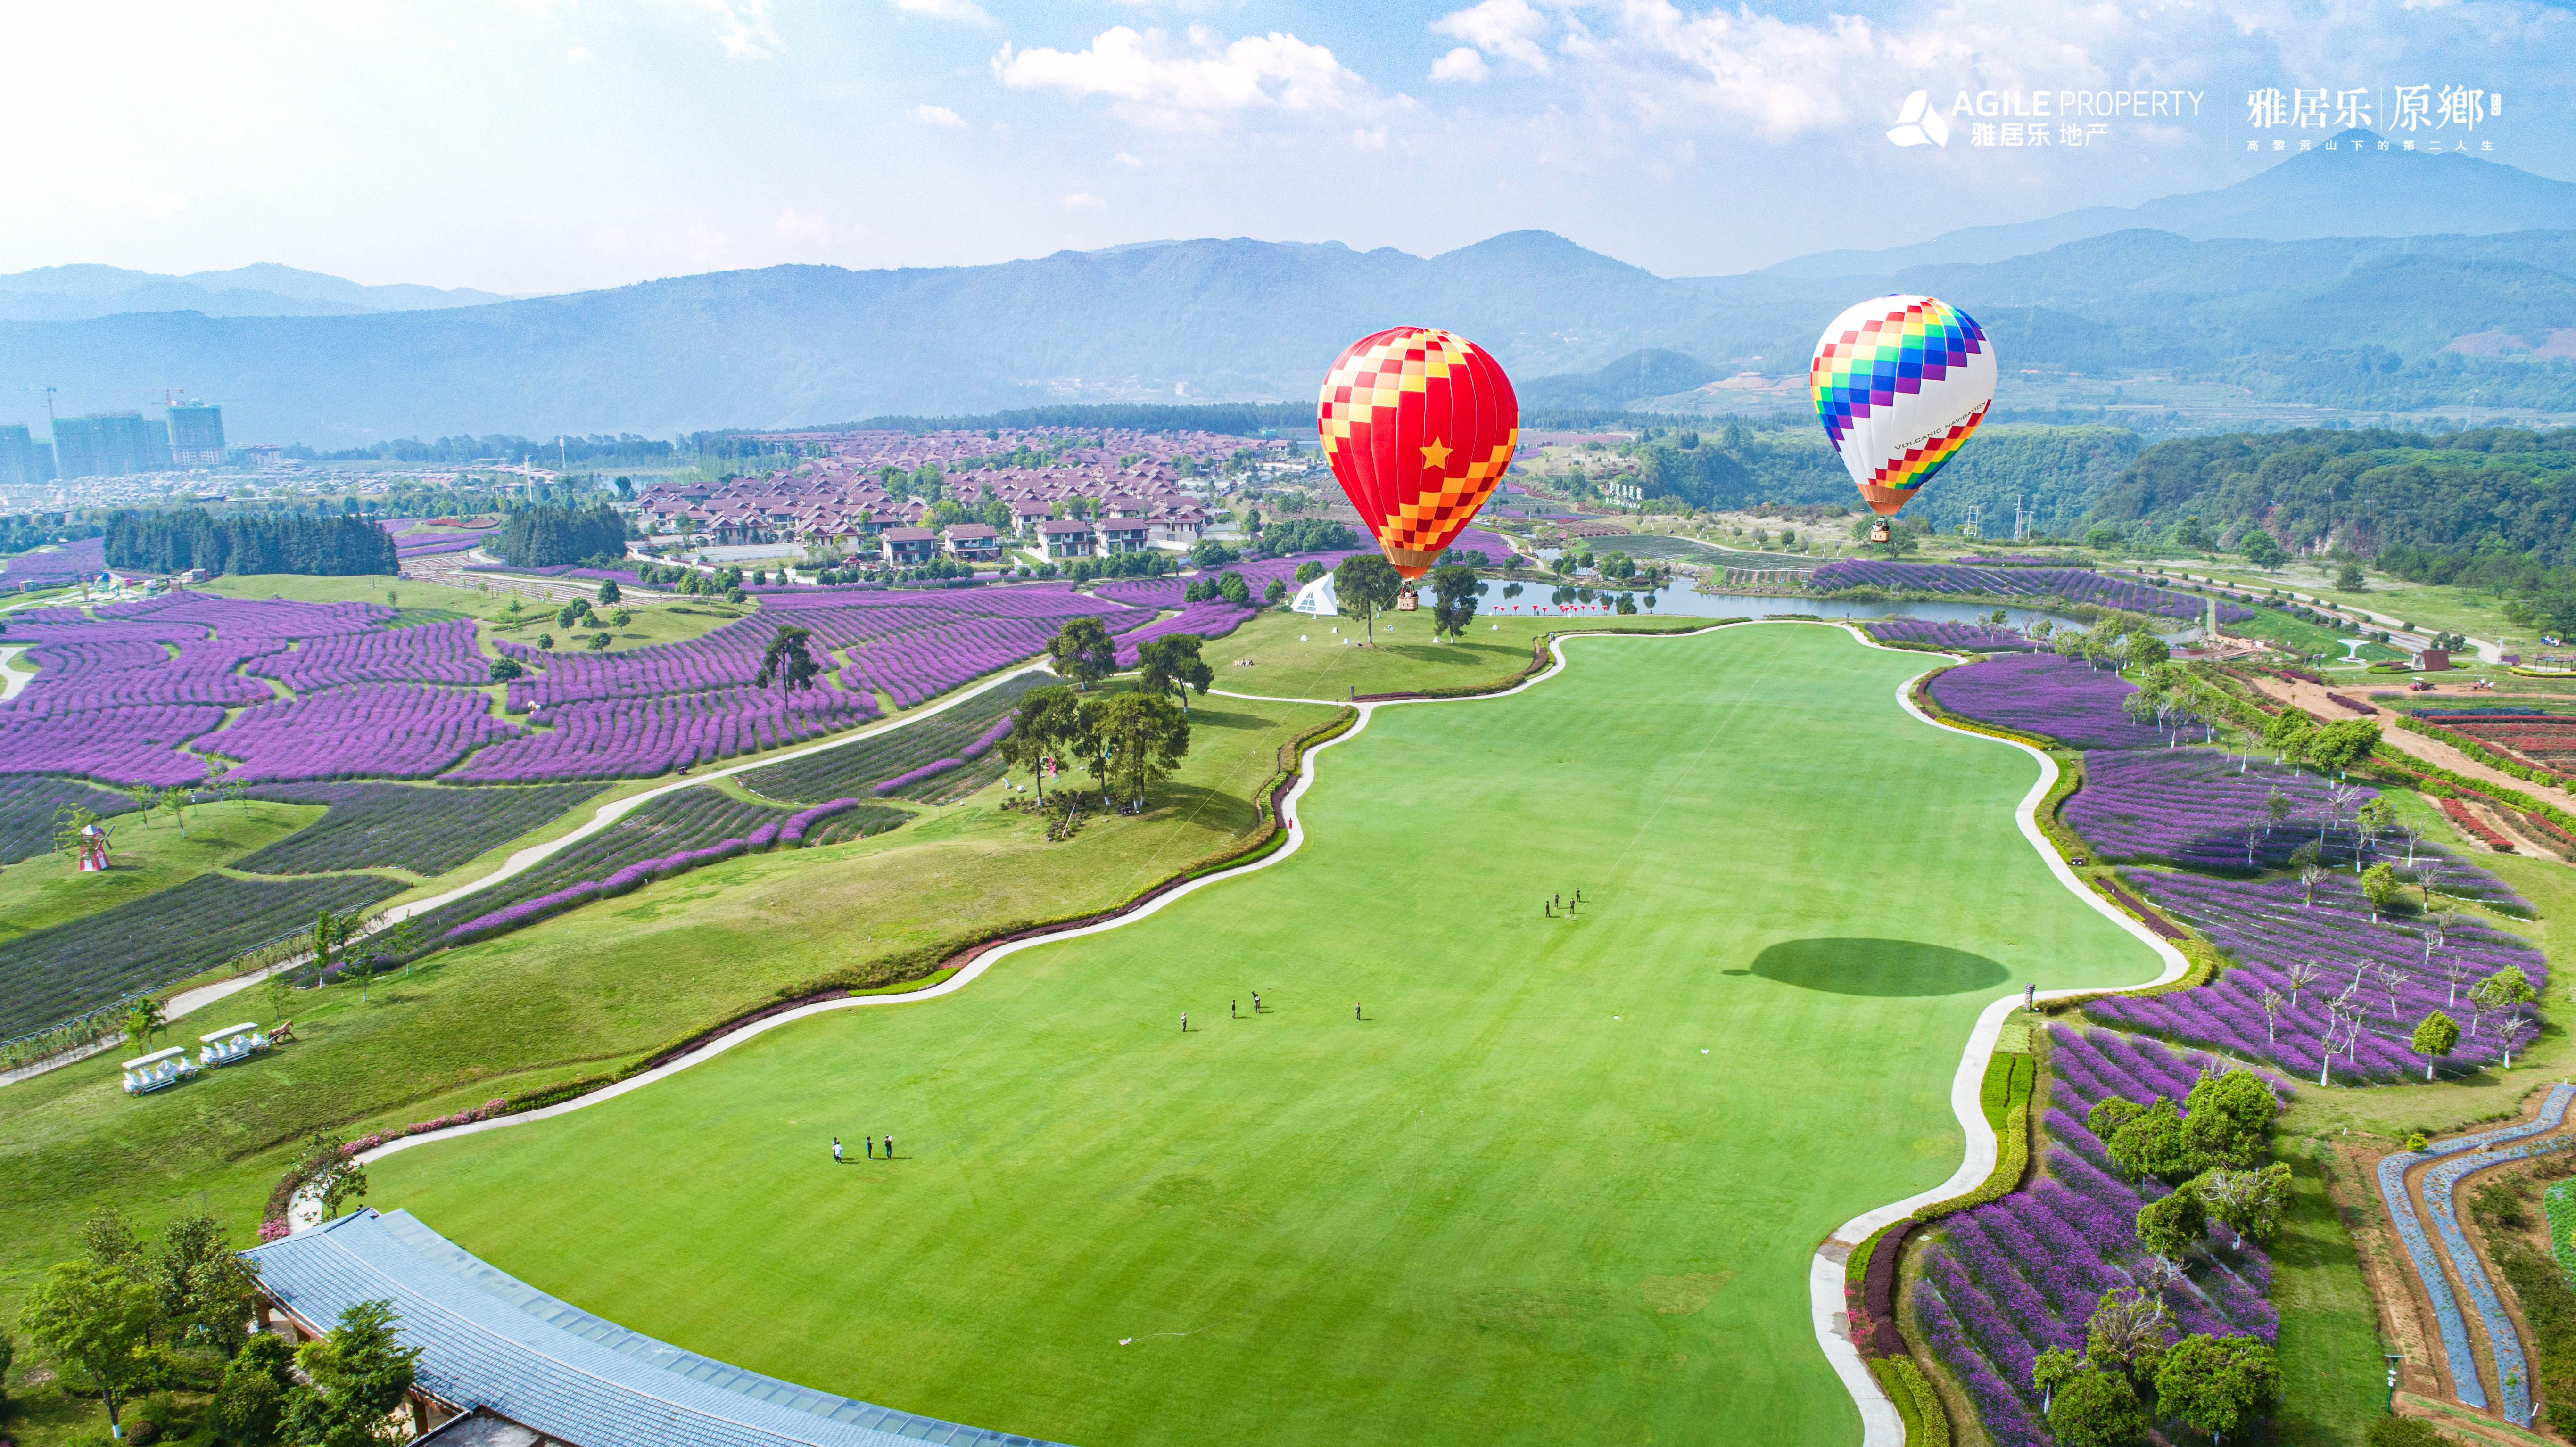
[286,1299,424,1447]
[2048,1367,2149,1447]
[1428,563,1480,643]
[1082,691,1191,810]
[2153,1333,2279,1440]
[1048,616,1121,690]
[19,1258,157,1438]
[1136,635,1214,707]
[1333,555,1404,645]
[754,625,821,699]
[997,684,1080,806]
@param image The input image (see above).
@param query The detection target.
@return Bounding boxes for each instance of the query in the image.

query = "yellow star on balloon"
[1419,437,1453,471]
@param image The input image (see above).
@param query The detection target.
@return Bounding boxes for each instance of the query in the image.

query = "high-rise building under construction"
[0,424,55,486]
[52,412,174,479]
[167,401,225,466]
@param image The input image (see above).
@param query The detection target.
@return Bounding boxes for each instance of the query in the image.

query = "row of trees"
[103,510,397,577]
[489,502,629,568]
[15,1205,416,1442]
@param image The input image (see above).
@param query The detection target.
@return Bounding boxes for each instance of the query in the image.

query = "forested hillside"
[1627,422,2138,535]
[2086,425,2576,562]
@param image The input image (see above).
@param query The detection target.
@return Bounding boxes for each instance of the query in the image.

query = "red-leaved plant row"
[2441,797,2518,852]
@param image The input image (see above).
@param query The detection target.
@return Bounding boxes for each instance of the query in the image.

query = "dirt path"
[2246,674,2576,817]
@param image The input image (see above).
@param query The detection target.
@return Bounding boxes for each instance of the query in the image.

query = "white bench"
[198,1021,269,1068]
[121,1045,198,1095]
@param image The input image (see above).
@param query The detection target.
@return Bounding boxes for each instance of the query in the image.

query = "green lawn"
[197,572,752,651]
[0,691,1332,1440]
[1210,607,1696,702]
[370,625,2165,1447]
[0,799,323,944]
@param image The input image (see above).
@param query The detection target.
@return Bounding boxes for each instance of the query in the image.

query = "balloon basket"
[1867,519,1892,544]
[1395,587,1420,613]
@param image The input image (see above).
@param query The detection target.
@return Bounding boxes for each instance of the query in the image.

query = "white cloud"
[909,103,967,127]
[1430,46,1490,82]
[994,25,1373,127]
[1113,150,1144,167]
[891,0,996,26]
[687,0,780,60]
[1062,191,1107,209]
[1354,125,1389,149]
[1432,0,1551,73]
[567,46,594,66]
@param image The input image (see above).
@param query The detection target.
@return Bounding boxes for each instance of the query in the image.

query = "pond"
[1473,580,2082,631]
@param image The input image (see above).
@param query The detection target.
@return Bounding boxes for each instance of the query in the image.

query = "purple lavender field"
[0,537,107,589]
[2067,750,2518,886]
[2094,869,2544,1080]
[1866,619,2034,652]
[1809,560,2251,624]
[1914,1028,2281,1447]
[206,684,526,782]
[1925,653,2165,749]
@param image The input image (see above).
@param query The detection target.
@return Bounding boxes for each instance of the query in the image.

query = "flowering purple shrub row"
[446,684,874,782]
[1114,601,1255,666]
[1925,653,2166,749]
[1809,560,2251,623]
[1913,1027,2282,1447]
[874,759,963,795]
[2064,751,2506,880]
[0,536,106,588]
[234,781,605,876]
[440,795,876,944]
[245,617,489,688]
[2090,868,2543,1080]
[1866,619,2033,651]
[208,684,526,783]
[739,673,1047,805]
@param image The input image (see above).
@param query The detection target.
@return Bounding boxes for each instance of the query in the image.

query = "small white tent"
[1291,572,1340,617]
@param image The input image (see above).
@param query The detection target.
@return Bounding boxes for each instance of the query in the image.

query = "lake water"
[1473,581,2074,630]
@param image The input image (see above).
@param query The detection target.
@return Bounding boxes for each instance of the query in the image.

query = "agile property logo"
[1886,90,1949,147]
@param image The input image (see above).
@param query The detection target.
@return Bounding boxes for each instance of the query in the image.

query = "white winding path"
[0,643,30,700]
[305,622,2195,1447]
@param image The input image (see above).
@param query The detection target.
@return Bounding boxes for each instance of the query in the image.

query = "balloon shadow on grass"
[1749,938,2011,998]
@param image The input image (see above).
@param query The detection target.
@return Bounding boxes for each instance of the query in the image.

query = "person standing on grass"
[865,1136,874,1159]
[1231,1000,1238,1019]
[1252,991,1261,1013]
[1181,1012,1188,1033]
[833,1137,843,1163]
[1355,1001,1362,1021]
[884,1135,893,1160]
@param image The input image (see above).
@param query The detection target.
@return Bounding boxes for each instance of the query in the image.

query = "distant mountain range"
[1,132,2570,447]
[1764,128,2576,278]
[0,263,516,321]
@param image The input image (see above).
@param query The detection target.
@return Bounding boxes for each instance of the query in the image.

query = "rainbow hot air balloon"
[1317,327,1519,581]
[1810,295,1995,533]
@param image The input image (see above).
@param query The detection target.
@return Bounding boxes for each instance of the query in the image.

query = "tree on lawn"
[2134,1186,2209,1263]
[1047,616,1121,690]
[754,624,821,702]
[18,1258,157,1439]
[2126,632,2169,671]
[314,908,363,988]
[2311,721,2380,777]
[1083,691,1191,811]
[2263,708,2312,768]
[1136,635,1214,710]
[998,685,1079,806]
[2153,1332,2279,1441]
[596,578,621,603]
[1332,554,1404,645]
[1428,563,1479,643]
[284,1299,423,1447]
[158,784,191,839]
[156,1209,261,1359]
[2411,1011,2460,1081]
[2353,798,2395,869]
[1216,570,1253,608]
[2192,1164,2292,1244]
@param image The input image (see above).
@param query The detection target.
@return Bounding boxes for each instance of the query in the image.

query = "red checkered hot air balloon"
[1316,327,1519,580]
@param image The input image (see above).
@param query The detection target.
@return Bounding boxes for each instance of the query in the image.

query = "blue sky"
[10,0,2570,294]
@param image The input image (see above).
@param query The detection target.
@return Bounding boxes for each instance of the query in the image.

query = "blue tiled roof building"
[248,1210,1070,1447]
